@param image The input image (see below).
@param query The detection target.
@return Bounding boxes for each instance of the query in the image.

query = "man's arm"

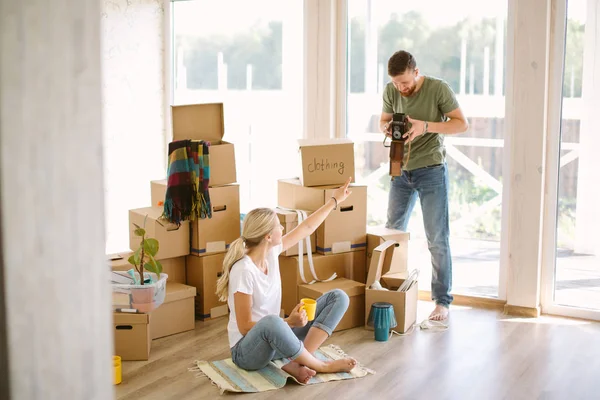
[405,107,468,142]
[428,106,469,135]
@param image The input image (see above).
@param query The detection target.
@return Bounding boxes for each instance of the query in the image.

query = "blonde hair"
[215,208,279,302]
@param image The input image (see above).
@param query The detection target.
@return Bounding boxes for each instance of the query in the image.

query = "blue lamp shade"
[367,302,397,342]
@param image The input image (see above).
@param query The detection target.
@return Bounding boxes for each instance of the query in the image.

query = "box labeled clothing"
[277,178,367,255]
[275,208,315,256]
[298,278,365,332]
[128,207,190,260]
[191,184,240,256]
[365,240,417,334]
[366,225,409,274]
[171,103,236,187]
[278,250,366,316]
[149,282,196,339]
[297,138,355,187]
[186,254,229,320]
[109,253,187,284]
[113,312,151,361]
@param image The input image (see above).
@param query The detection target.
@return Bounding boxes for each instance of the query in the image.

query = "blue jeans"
[231,289,349,371]
[386,162,453,306]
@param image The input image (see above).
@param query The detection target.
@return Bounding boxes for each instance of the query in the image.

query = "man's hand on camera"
[403,116,426,142]
[382,122,392,137]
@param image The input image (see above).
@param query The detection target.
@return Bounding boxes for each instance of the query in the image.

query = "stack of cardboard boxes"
[110,103,241,361]
[276,140,363,331]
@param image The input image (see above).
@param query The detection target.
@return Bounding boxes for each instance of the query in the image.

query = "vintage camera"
[384,113,411,176]
[390,113,409,141]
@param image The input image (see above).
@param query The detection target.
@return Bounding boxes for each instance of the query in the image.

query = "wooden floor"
[115,302,600,400]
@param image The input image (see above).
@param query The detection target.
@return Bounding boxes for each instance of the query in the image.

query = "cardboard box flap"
[299,278,365,298]
[164,283,196,303]
[131,207,181,232]
[114,313,150,325]
[366,240,399,288]
[367,225,410,241]
[297,138,354,147]
[172,103,224,143]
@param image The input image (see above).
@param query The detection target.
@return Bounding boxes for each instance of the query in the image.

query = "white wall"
[0,0,113,397]
[102,0,167,254]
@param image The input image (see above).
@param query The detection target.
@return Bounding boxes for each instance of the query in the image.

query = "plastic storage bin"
[112,272,168,313]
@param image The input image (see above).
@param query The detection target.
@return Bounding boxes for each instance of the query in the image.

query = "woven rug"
[189,344,375,394]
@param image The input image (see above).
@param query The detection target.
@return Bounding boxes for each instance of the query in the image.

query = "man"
[380,50,468,321]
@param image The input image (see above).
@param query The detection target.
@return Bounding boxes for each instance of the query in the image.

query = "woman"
[215,177,357,383]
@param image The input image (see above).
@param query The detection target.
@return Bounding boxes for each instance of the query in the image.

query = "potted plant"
[127,215,164,312]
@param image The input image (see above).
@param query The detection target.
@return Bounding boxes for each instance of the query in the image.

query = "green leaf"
[128,248,142,267]
[133,223,141,230]
[134,228,146,237]
[144,255,163,277]
[143,238,159,257]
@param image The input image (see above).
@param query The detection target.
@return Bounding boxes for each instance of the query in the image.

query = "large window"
[549,0,600,313]
[346,0,507,298]
[172,0,304,212]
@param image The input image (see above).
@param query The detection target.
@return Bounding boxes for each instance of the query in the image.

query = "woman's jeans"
[386,162,453,307]
[231,289,349,371]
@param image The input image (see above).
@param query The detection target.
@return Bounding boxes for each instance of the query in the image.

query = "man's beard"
[400,83,416,97]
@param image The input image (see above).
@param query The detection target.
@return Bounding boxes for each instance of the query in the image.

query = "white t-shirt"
[227,244,283,348]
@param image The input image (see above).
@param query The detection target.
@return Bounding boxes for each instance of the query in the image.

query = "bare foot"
[319,358,357,374]
[429,304,449,321]
[282,361,316,384]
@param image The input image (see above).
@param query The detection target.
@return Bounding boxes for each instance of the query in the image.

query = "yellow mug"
[300,298,317,321]
[114,355,122,385]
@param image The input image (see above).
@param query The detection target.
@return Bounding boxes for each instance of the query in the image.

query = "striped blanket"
[162,140,211,225]
[189,344,375,394]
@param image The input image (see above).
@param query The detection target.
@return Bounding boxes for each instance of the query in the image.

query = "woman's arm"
[234,292,255,335]
[281,177,352,253]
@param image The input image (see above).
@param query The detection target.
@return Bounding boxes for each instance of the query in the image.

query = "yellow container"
[113,356,122,385]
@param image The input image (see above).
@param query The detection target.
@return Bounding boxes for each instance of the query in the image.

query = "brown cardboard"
[171,103,236,186]
[191,184,240,256]
[275,208,316,256]
[113,312,151,361]
[278,250,366,316]
[186,254,229,320]
[149,283,196,339]
[298,278,365,332]
[109,253,186,284]
[129,207,190,260]
[366,225,410,274]
[297,138,356,187]
[365,240,417,333]
[277,178,367,255]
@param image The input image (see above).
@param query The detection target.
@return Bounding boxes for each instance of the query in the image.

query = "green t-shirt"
[382,76,460,171]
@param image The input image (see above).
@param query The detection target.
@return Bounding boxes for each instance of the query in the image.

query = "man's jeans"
[231,289,349,371]
[386,162,453,306]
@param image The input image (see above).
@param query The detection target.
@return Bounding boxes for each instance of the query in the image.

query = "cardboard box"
[171,103,236,187]
[191,184,240,256]
[129,207,190,260]
[279,250,366,316]
[150,283,196,339]
[109,253,187,284]
[275,208,316,256]
[366,225,409,274]
[365,240,417,334]
[113,312,151,361]
[148,180,240,256]
[297,138,355,187]
[278,178,367,254]
[298,278,365,332]
[186,254,229,320]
